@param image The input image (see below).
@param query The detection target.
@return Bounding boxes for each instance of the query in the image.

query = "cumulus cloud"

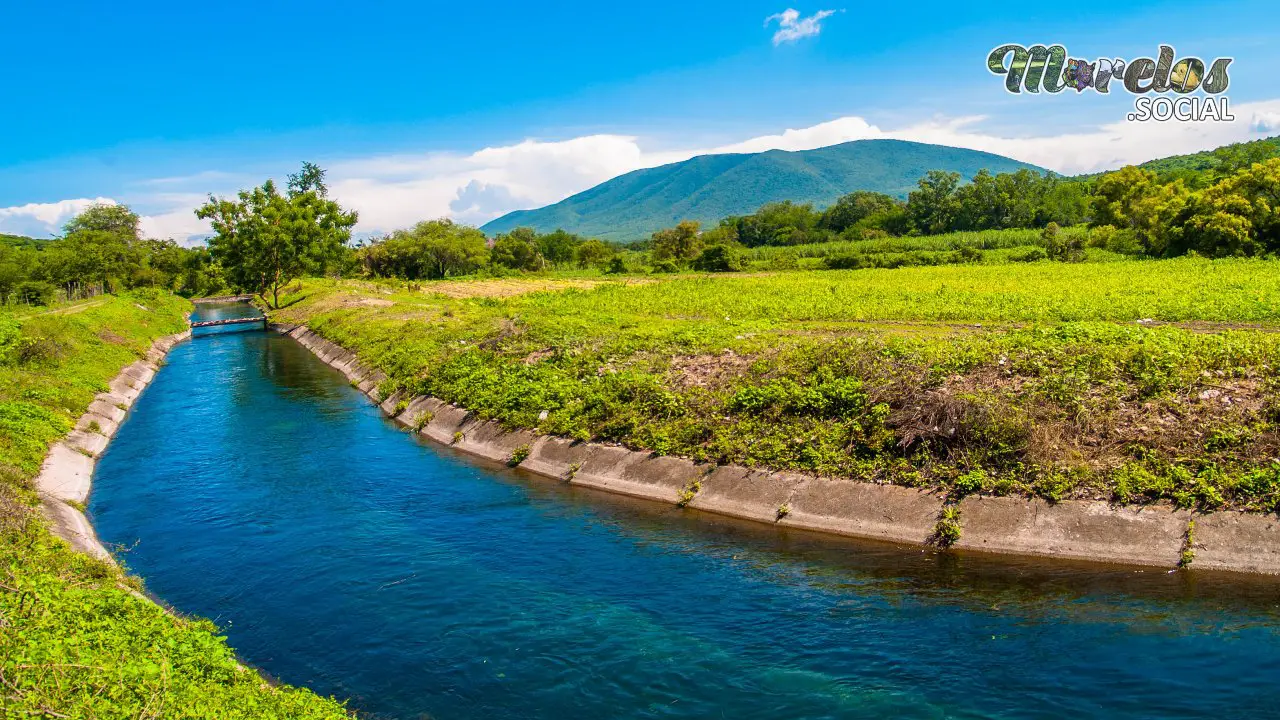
[449,180,521,225]
[765,8,836,45]
[7,99,1280,244]
[0,197,117,237]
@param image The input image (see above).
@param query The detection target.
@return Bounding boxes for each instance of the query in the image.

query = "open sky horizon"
[4,0,1279,243]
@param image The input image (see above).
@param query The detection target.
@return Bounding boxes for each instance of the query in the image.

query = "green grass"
[0,292,350,719]
[272,257,1280,514]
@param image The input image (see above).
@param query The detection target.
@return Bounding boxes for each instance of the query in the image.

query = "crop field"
[275,256,1280,514]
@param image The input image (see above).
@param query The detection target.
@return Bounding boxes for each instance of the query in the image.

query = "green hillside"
[1,233,48,249]
[481,139,1044,242]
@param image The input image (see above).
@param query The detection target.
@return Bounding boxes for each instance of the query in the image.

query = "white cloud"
[764,8,836,46]
[0,198,116,238]
[7,99,1280,244]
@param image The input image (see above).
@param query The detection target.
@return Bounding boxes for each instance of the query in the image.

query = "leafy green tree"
[196,163,357,307]
[574,238,614,268]
[651,220,703,263]
[492,227,545,270]
[535,229,581,267]
[40,230,138,293]
[690,244,746,272]
[63,203,141,241]
[359,220,488,279]
[1091,166,1189,255]
[820,191,899,233]
[907,171,962,234]
[1180,158,1280,257]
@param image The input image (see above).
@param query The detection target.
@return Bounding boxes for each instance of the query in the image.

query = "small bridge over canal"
[190,316,268,330]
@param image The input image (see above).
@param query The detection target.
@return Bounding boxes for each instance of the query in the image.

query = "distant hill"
[0,233,47,249]
[481,139,1044,242]
[1136,136,1280,175]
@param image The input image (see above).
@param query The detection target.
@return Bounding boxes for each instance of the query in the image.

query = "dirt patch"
[668,351,755,389]
[97,329,129,345]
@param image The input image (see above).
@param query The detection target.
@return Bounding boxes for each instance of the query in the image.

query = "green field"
[273,256,1280,514]
[0,294,350,719]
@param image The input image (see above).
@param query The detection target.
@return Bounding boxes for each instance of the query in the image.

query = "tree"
[1091,166,1189,255]
[820,191,899,232]
[63,203,141,242]
[690,244,746,272]
[492,227,545,270]
[535,229,581,267]
[907,170,962,234]
[651,220,702,264]
[40,230,138,293]
[196,163,357,308]
[358,220,488,279]
[574,238,614,268]
[1180,158,1280,257]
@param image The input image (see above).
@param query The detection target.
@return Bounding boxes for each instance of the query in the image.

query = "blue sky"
[3,0,1279,240]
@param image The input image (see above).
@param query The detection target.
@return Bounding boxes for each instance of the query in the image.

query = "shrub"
[690,245,746,272]
[932,507,962,547]
[604,257,627,275]
[676,479,702,507]
[16,280,56,306]
[650,259,680,274]
[1010,247,1048,262]
[509,443,531,466]
[824,253,869,270]
[1043,222,1085,262]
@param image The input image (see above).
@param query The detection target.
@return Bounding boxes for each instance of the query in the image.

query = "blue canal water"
[89,304,1280,719]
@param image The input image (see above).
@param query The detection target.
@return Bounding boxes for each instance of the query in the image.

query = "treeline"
[0,205,223,306]
[636,136,1280,270]
[355,222,625,279]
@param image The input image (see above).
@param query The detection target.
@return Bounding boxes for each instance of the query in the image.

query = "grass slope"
[482,139,1043,241]
[273,257,1280,514]
[0,292,349,719]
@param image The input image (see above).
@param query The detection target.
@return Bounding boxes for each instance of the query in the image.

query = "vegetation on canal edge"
[271,256,1280,515]
[0,293,350,718]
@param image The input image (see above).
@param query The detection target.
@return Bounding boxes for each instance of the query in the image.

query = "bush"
[824,253,870,270]
[1043,223,1085,262]
[16,280,56,306]
[690,245,746,272]
[604,257,627,275]
[1010,248,1048,262]
[650,259,680,274]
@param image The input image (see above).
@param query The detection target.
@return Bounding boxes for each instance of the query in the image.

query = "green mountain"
[1,233,47,249]
[481,139,1044,242]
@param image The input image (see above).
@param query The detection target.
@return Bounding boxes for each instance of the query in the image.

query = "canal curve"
[88,303,1280,719]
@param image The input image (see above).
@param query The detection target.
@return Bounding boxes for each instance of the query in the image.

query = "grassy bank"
[0,292,349,718]
[272,257,1280,514]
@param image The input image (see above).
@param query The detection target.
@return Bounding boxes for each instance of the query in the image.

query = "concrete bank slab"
[691,467,804,524]
[454,420,540,465]
[1193,511,1280,574]
[75,411,119,438]
[88,399,127,424]
[36,327,191,564]
[41,497,112,562]
[955,497,1190,568]
[66,429,110,458]
[283,323,1280,575]
[36,443,95,504]
[780,478,944,545]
